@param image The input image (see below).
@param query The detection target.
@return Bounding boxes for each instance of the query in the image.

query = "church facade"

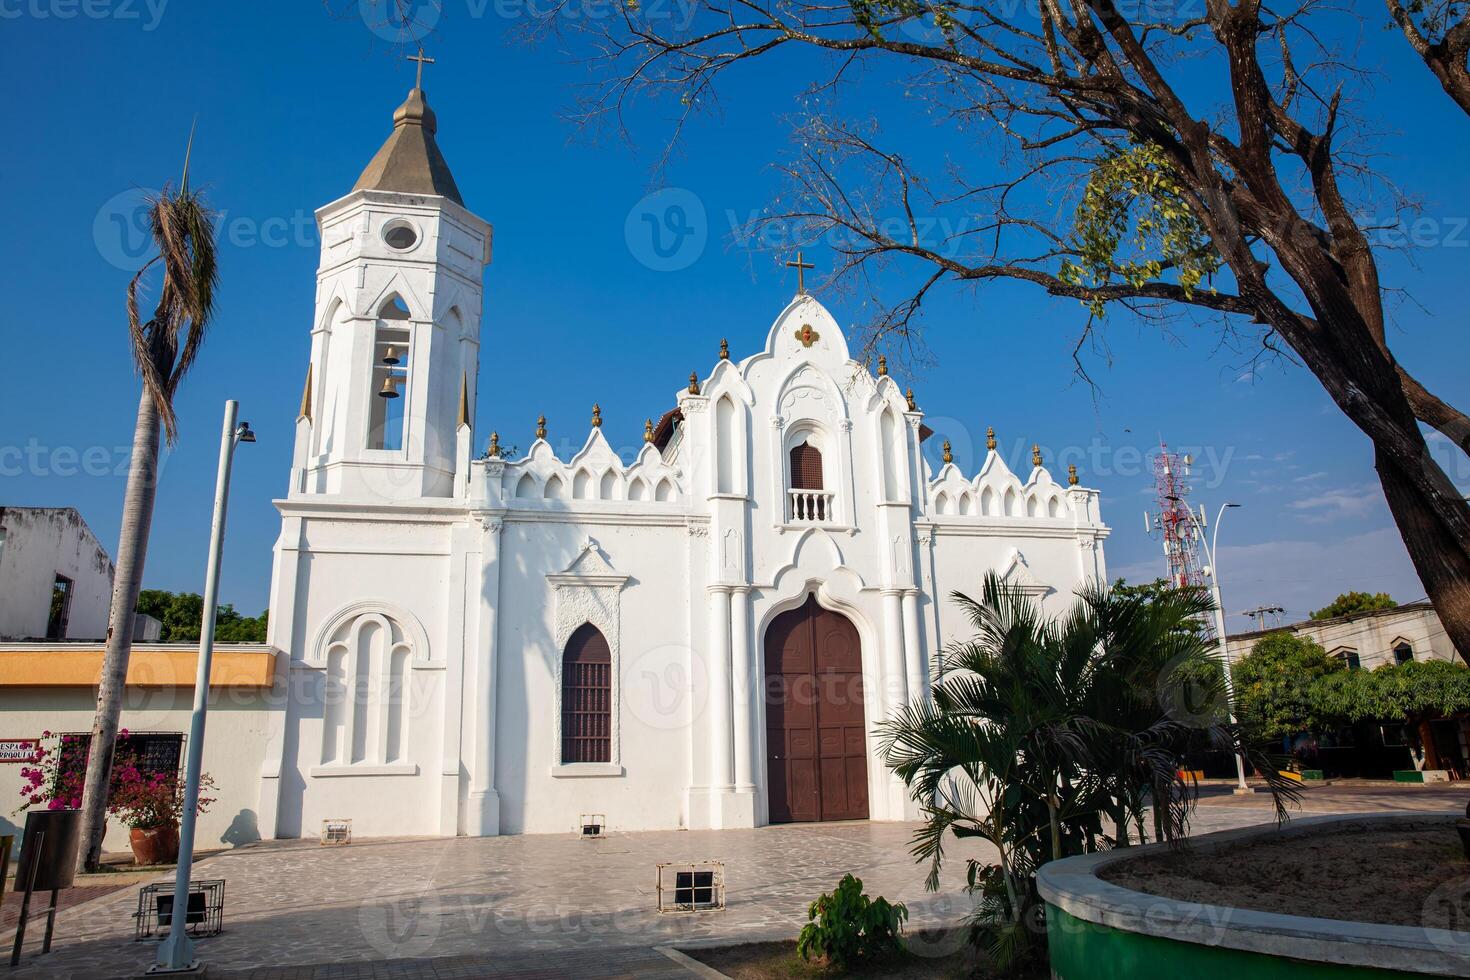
[255,85,1110,839]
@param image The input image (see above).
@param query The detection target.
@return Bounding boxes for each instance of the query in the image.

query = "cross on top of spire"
[409,46,435,90]
[785,251,815,295]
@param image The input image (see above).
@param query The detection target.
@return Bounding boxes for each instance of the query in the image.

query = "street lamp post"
[1195,501,1252,794]
[153,401,254,974]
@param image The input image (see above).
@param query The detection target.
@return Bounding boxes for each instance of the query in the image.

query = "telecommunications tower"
[1144,441,1209,589]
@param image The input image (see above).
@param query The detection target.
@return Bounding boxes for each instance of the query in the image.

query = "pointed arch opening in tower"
[368,294,411,451]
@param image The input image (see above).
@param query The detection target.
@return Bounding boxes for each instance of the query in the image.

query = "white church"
[253,83,1111,839]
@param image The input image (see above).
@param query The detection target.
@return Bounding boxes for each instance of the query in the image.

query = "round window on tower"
[382,220,419,251]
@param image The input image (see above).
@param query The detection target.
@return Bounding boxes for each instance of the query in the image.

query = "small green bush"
[796,873,908,968]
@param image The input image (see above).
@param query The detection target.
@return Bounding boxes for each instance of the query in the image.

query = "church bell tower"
[292,69,492,501]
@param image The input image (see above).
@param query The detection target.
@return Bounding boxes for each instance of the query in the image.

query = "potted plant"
[108,755,215,866]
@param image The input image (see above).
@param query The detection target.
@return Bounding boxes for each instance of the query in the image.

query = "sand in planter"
[1099,822,1467,927]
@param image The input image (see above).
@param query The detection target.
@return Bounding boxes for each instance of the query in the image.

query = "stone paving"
[8,782,1466,979]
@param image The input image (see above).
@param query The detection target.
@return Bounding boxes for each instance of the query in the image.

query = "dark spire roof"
[353,87,464,206]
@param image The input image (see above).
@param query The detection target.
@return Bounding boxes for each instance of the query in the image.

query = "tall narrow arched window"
[368,295,411,451]
[880,409,901,502]
[562,623,611,764]
[716,395,737,493]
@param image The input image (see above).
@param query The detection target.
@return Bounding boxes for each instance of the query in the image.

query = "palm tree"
[76,148,218,873]
[879,575,1296,968]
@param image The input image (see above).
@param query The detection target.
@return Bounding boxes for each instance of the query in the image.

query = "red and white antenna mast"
[1145,440,1208,589]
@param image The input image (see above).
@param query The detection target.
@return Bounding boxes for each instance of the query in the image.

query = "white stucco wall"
[0,508,114,641]
[0,687,271,854]
[493,519,692,834]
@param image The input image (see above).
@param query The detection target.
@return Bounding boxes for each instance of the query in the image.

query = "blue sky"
[3,1,1467,631]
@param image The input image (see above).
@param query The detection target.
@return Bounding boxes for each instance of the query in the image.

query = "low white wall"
[0,687,270,855]
[0,508,114,641]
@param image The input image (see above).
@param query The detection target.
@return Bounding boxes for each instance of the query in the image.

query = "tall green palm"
[879,575,1296,969]
[76,161,218,873]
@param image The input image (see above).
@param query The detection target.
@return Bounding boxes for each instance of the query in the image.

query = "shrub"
[796,873,908,968]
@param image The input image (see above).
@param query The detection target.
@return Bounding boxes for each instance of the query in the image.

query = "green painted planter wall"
[1045,907,1430,980]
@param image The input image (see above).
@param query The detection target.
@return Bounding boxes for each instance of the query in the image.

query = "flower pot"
[129,823,179,866]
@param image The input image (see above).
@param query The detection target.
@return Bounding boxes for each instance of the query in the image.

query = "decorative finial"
[688,371,700,395]
[905,387,916,412]
[591,403,602,428]
[297,363,313,422]
[1068,463,1079,486]
[536,414,547,441]
[719,338,729,360]
[1032,444,1043,467]
[877,355,887,377]
[644,418,654,443]
[942,440,952,464]
[488,431,501,458]
[986,426,996,451]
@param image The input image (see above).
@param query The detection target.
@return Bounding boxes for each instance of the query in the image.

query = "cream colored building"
[1226,601,1460,670]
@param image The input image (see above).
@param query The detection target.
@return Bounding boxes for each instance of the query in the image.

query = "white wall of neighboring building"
[0,686,272,853]
[1227,602,1460,670]
[0,507,114,641]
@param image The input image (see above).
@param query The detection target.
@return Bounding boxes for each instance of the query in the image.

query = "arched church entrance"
[764,594,869,823]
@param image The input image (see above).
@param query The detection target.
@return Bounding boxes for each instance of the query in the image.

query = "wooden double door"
[764,595,869,823]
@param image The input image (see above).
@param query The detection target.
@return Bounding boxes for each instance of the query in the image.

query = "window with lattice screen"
[562,623,612,764]
[789,442,824,490]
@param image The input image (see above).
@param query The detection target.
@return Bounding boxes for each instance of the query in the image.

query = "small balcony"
[788,488,837,523]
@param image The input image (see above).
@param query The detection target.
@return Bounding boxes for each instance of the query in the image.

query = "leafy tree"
[1312,659,1470,724]
[1232,634,1345,739]
[1310,592,1399,621]
[214,606,269,644]
[581,0,1470,665]
[1311,659,1470,770]
[879,576,1294,969]
[1111,578,1210,641]
[135,590,266,644]
[79,161,219,873]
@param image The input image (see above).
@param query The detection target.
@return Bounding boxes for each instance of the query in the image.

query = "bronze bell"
[377,375,400,399]
[382,345,401,366]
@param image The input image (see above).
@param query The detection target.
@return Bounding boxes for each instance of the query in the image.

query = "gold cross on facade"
[785,251,815,294]
[409,46,435,89]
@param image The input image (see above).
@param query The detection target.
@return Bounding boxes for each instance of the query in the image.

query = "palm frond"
[127,182,219,443]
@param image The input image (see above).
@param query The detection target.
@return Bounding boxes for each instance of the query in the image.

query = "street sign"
[0,740,40,764]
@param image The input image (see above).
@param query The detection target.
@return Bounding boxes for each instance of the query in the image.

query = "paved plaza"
[8,783,1467,979]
